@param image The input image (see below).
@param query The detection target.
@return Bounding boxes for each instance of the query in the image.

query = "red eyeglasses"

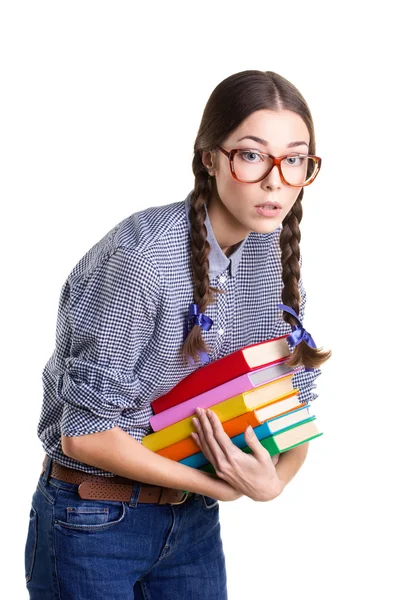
[215,145,322,187]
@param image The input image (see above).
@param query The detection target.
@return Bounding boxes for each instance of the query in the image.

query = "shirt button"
[219,275,227,284]
[218,328,224,335]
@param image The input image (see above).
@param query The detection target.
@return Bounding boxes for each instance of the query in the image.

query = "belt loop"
[128,480,142,508]
[43,454,53,484]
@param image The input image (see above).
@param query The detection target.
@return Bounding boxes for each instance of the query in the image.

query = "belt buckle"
[170,491,190,505]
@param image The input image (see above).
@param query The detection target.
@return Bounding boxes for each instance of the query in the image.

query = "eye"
[239,150,264,163]
[284,154,307,166]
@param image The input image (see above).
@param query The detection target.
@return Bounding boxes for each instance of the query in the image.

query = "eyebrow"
[237,135,309,149]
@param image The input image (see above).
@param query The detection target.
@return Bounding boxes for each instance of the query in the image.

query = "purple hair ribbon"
[184,303,214,366]
[277,303,317,373]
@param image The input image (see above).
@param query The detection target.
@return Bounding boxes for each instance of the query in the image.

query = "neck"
[222,242,240,257]
[207,192,249,253]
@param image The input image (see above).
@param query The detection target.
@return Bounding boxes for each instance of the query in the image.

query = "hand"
[192,407,284,502]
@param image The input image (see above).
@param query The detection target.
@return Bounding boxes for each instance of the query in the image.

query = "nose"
[261,163,281,189]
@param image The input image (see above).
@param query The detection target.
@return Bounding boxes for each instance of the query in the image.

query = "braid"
[178,70,332,371]
[280,192,332,370]
[179,163,226,367]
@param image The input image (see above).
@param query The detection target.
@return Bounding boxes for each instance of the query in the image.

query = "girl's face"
[202,109,311,243]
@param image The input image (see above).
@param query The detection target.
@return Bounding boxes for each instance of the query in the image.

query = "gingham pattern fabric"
[38,189,322,476]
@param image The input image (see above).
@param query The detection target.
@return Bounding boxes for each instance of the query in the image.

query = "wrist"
[180,470,221,497]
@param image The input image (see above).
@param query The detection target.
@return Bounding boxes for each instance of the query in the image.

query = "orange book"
[156,390,300,461]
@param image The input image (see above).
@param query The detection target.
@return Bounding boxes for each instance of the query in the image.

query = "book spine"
[150,371,295,431]
[180,420,276,468]
[199,418,320,474]
[199,434,281,474]
[142,394,249,452]
[151,336,290,414]
[149,372,253,431]
[155,411,261,462]
[179,412,315,468]
[150,353,248,414]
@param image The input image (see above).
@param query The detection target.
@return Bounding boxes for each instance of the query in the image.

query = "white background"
[1,1,399,598]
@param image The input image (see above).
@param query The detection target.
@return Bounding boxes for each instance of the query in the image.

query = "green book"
[199,417,323,475]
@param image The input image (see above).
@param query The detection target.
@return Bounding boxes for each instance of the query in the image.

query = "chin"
[251,220,281,235]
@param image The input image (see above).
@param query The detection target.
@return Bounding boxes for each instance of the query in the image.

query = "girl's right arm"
[62,427,243,502]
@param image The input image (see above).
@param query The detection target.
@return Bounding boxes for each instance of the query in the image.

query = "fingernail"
[192,418,199,427]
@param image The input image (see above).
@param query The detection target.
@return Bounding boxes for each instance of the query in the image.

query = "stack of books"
[141,335,322,475]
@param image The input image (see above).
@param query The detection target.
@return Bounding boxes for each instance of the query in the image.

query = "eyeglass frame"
[214,145,322,187]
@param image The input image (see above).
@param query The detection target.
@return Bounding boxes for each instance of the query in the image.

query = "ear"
[201,150,217,175]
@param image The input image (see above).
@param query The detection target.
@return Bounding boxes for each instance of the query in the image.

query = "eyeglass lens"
[233,151,318,184]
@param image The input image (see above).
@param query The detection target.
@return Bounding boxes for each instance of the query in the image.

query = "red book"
[151,335,291,415]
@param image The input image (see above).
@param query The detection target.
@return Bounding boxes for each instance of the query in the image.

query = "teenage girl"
[24,69,331,599]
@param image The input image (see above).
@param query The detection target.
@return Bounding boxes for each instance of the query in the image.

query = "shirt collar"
[184,190,249,279]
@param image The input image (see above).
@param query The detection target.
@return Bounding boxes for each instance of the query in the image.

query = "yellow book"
[141,376,299,452]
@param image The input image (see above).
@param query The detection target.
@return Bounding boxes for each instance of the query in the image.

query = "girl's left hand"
[191,407,284,502]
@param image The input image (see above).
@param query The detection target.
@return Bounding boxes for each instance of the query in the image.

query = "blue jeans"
[24,456,228,599]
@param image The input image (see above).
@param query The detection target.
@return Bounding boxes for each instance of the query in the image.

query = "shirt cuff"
[60,403,119,437]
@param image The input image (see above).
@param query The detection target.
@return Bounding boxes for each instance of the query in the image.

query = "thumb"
[244,425,267,460]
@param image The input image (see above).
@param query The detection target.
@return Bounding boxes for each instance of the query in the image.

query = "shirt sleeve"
[56,246,161,437]
[272,261,322,405]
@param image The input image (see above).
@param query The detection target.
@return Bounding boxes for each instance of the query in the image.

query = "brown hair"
[179,69,332,371]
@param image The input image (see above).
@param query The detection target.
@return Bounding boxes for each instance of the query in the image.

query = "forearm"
[275,442,309,489]
[63,425,220,496]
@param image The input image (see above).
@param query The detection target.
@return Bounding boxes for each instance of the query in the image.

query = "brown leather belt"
[41,455,191,505]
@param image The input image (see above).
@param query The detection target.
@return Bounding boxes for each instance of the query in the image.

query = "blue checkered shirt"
[38,190,322,475]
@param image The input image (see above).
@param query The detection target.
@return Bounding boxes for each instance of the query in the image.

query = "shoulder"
[66,198,186,289]
[115,199,187,255]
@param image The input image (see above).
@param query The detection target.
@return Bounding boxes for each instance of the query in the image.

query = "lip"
[255,205,282,218]
[255,201,282,209]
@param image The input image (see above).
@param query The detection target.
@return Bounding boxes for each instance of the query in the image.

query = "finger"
[192,414,213,461]
[193,409,218,454]
[194,408,226,465]
[271,454,280,466]
[206,409,240,460]
[244,425,275,464]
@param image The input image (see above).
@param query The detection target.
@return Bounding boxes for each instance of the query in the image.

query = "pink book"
[149,359,302,432]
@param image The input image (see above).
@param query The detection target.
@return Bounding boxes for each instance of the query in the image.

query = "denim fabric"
[24,458,227,599]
